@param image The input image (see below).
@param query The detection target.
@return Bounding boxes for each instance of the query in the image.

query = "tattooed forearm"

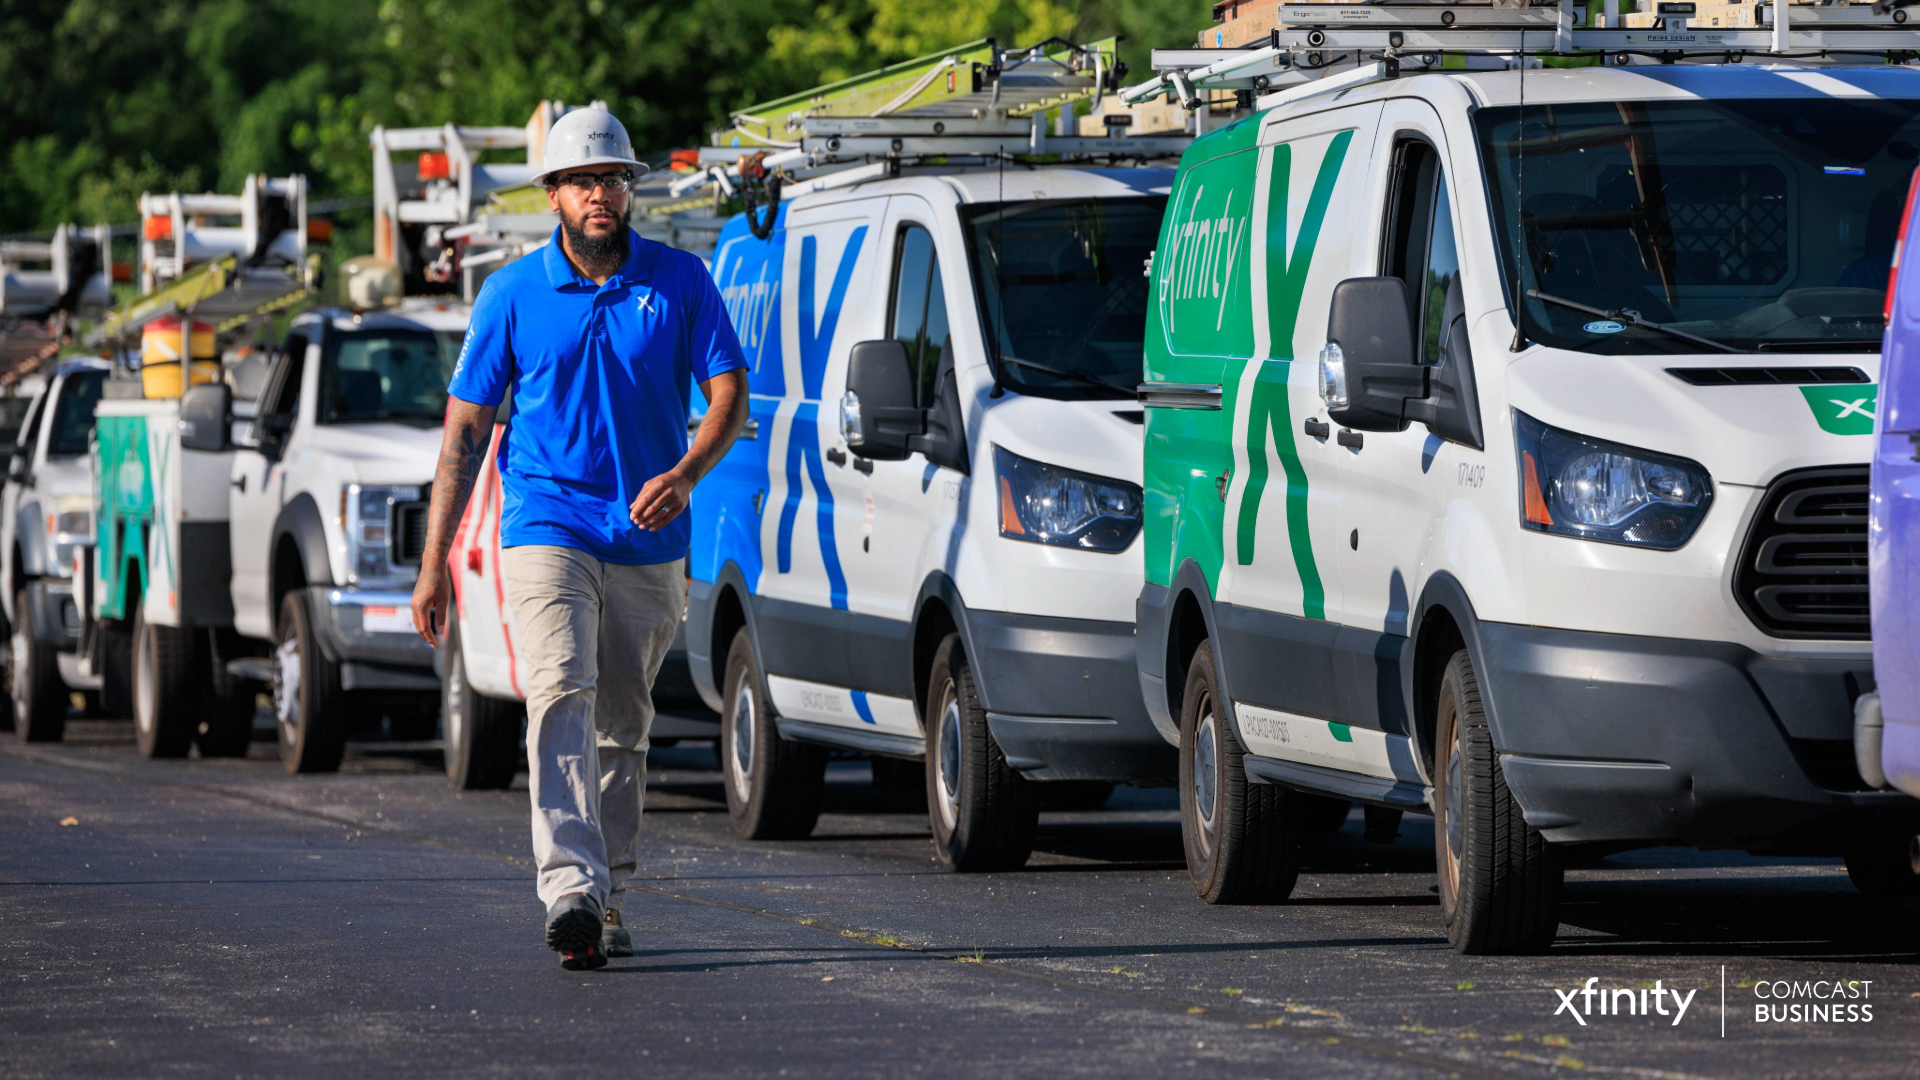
[420,398,499,582]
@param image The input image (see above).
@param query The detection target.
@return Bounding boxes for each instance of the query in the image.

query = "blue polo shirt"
[448,228,747,565]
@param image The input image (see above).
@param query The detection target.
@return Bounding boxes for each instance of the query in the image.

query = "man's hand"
[411,564,451,646]
[630,466,693,531]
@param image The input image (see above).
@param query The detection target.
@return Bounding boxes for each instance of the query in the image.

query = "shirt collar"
[542,227,660,290]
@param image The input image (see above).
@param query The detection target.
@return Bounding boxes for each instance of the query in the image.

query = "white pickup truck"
[3,359,109,740]
[87,301,463,768]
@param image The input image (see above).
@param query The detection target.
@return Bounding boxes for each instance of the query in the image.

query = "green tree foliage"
[2,0,1197,239]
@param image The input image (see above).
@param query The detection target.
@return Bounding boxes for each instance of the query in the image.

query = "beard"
[560,204,631,265]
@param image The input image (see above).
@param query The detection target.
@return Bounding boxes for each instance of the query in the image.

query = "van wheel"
[12,589,65,743]
[1433,649,1562,954]
[1179,640,1302,903]
[196,630,257,758]
[133,604,201,759]
[98,615,133,718]
[925,633,1037,872]
[442,620,522,790]
[720,627,825,839]
[275,591,346,774]
[1842,836,1920,896]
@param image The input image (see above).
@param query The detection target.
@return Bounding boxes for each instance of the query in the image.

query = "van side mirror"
[1322,277,1426,433]
[179,382,232,453]
[6,447,28,484]
[841,340,923,461]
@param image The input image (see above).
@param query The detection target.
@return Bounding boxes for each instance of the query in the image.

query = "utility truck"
[0,223,116,739]
[1126,0,1920,953]
[652,39,1193,870]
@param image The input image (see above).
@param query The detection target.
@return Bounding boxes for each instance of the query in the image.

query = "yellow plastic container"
[140,317,218,398]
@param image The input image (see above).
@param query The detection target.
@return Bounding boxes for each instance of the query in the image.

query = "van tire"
[1842,836,1920,896]
[99,616,133,719]
[1179,639,1302,904]
[442,620,522,790]
[925,633,1037,872]
[11,589,65,743]
[720,627,825,840]
[275,591,346,774]
[196,630,257,759]
[133,604,201,759]
[1433,649,1562,954]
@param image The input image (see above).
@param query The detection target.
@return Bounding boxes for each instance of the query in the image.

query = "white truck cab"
[687,164,1179,869]
[88,301,462,768]
[1134,55,1920,951]
[3,359,106,739]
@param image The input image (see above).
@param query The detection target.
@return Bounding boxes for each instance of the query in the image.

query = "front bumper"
[307,586,437,691]
[1479,621,1920,849]
[972,610,1175,783]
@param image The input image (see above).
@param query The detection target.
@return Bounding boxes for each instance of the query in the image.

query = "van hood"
[299,422,443,484]
[976,393,1145,485]
[1505,346,1879,487]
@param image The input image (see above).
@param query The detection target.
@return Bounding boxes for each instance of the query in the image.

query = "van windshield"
[1476,97,1920,354]
[318,329,460,425]
[962,197,1167,399]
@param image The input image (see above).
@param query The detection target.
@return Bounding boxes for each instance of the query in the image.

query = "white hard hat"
[532,107,649,186]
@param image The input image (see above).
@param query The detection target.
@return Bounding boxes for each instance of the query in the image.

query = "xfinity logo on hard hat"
[586,131,616,141]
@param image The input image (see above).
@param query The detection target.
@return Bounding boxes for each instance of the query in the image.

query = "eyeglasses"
[549,170,634,193]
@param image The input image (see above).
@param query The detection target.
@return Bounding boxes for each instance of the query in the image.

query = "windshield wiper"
[1526,290,1744,354]
[995,356,1135,396]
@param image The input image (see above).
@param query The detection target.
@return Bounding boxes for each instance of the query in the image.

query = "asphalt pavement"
[1,716,1915,1079]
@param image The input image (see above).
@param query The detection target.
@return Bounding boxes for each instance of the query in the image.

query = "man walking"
[411,107,748,971]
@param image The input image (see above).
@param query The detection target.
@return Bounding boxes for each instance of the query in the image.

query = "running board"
[1243,755,1431,812]
[775,717,923,759]
[226,657,276,683]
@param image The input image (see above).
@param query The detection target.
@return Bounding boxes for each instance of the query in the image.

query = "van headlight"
[339,483,419,585]
[1513,411,1712,550]
[994,446,1142,553]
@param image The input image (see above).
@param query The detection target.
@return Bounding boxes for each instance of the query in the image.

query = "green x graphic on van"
[1799,385,1878,436]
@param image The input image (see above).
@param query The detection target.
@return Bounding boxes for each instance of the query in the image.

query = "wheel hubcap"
[445,658,465,760]
[1193,703,1219,857]
[9,626,25,720]
[727,668,755,805]
[274,634,301,745]
[935,687,962,831]
[134,626,155,737]
[1444,720,1464,888]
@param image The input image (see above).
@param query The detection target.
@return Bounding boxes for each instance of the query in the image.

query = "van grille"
[1666,366,1869,387]
[1733,466,1869,640]
[392,495,430,567]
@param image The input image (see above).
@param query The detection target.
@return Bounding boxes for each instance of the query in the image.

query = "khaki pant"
[502,545,686,913]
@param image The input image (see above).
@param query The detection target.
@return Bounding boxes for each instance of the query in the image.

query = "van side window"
[1381,139,1457,365]
[887,224,948,407]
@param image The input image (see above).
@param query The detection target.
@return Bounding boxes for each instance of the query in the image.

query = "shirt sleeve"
[447,275,514,407]
[681,254,749,384]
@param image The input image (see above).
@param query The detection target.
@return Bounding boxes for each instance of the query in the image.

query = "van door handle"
[825,448,847,466]
[853,456,873,474]
[231,474,247,493]
[1303,418,1330,439]
[1337,430,1364,450]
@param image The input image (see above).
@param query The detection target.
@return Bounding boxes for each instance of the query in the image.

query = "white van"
[1134,54,1920,952]
[685,165,1178,870]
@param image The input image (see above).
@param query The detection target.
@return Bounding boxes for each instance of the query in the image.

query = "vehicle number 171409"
[1457,463,1486,489]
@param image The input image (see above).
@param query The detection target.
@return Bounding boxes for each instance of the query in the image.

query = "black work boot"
[603,908,633,958]
[546,893,607,971]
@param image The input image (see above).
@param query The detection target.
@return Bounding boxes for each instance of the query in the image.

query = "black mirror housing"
[844,340,922,461]
[179,382,232,453]
[1325,277,1426,432]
